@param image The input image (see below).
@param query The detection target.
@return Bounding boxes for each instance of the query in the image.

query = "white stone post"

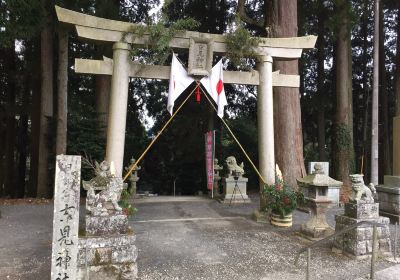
[257,55,275,208]
[106,42,130,177]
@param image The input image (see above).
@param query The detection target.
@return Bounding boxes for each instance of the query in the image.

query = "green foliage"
[263,177,305,217]
[118,188,137,217]
[67,104,105,181]
[326,0,357,39]
[225,18,260,69]
[0,0,43,46]
[121,18,200,65]
[303,143,319,164]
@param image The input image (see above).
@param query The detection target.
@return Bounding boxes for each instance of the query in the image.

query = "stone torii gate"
[55,6,316,193]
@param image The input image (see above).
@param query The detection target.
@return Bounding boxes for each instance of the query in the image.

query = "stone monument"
[376,176,400,223]
[375,116,400,223]
[220,156,250,203]
[78,160,138,279]
[297,163,342,240]
[125,157,141,198]
[333,174,391,258]
[308,162,329,176]
[212,158,223,198]
[51,155,81,280]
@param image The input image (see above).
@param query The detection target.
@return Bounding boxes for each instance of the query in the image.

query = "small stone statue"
[83,160,124,216]
[349,174,375,204]
[225,156,245,178]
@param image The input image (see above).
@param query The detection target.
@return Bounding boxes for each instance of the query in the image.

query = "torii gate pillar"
[257,55,275,186]
[105,42,130,176]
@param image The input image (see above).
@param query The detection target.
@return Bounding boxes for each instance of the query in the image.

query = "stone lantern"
[297,163,342,240]
[124,157,141,198]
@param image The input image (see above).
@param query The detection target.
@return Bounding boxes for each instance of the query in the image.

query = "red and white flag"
[200,59,227,118]
[167,53,194,115]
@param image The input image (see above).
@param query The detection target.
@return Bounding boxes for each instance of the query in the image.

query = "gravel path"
[0,195,399,280]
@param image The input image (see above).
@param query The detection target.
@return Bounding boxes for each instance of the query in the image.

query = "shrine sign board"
[188,37,213,76]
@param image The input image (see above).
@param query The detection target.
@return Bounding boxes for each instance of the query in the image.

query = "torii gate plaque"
[55,6,317,207]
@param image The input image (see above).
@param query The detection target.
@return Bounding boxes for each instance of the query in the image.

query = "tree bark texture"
[379,4,391,177]
[16,73,30,198]
[334,3,353,200]
[361,0,370,178]
[395,6,400,116]
[28,45,42,198]
[266,0,306,188]
[56,28,68,155]
[37,23,54,197]
[317,2,327,161]
[4,46,16,197]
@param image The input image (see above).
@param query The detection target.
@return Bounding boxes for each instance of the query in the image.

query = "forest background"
[1,0,399,198]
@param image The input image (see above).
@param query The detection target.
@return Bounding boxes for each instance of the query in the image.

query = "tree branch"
[237,0,265,29]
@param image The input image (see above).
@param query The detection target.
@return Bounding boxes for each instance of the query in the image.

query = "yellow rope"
[199,86,266,184]
[123,86,197,182]
[123,82,266,185]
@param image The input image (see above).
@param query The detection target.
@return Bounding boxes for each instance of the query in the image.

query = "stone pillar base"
[253,210,270,223]
[301,225,334,241]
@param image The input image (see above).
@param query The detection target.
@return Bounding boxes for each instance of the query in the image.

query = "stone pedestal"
[301,199,333,240]
[77,234,137,280]
[79,166,138,280]
[333,202,391,258]
[220,176,250,203]
[376,175,400,223]
[78,213,137,279]
[86,214,129,236]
